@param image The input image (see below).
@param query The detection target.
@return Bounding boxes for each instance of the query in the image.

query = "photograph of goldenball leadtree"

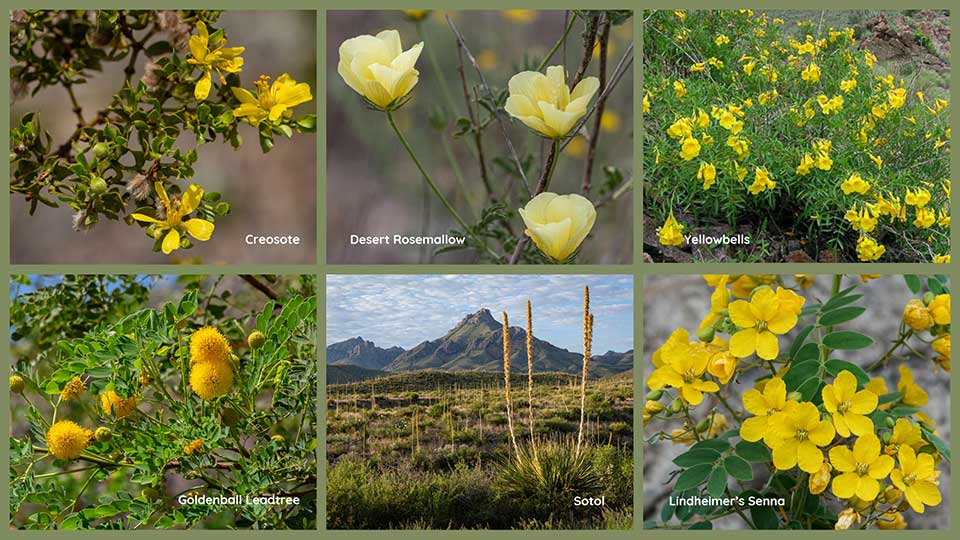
[643,274,950,530]
[326,275,634,528]
[9,275,317,529]
[9,10,317,264]
[643,10,950,263]
[327,10,633,264]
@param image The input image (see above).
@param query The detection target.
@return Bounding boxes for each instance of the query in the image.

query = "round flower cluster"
[189,326,234,400]
[100,390,140,419]
[46,420,94,460]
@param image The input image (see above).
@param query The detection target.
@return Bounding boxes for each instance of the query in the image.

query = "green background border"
[0,0,956,536]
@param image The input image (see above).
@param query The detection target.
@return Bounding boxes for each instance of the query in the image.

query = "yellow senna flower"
[131,183,214,255]
[890,445,942,513]
[699,275,729,331]
[769,401,835,473]
[651,327,689,369]
[657,213,685,247]
[932,333,949,357]
[740,377,797,446]
[187,21,245,101]
[885,418,924,456]
[822,370,877,437]
[841,173,870,195]
[728,287,798,359]
[856,234,885,261]
[697,161,717,190]
[897,365,928,407]
[679,136,701,160]
[902,299,934,331]
[518,192,596,262]
[748,167,775,195]
[876,512,907,530]
[927,293,950,325]
[232,74,312,127]
[646,332,719,405]
[707,351,737,384]
[801,62,820,82]
[809,461,832,494]
[835,508,861,530]
[829,433,894,500]
[504,65,599,139]
[337,29,423,110]
[46,420,93,460]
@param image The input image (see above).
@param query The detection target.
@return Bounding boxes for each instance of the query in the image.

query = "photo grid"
[3,5,954,535]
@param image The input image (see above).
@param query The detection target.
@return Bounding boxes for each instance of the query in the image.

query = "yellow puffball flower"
[747,167,775,196]
[131,182,214,255]
[232,74,312,127]
[728,288,798,360]
[856,235,885,261]
[769,401,835,473]
[902,299,934,331]
[186,21,245,100]
[183,438,205,455]
[877,512,907,530]
[190,326,232,367]
[809,461,832,495]
[504,66,599,139]
[646,336,719,405]
[801,62,821,82]
[60,376,86,400]
[927,293,950,325]
[829,433,894,501]
[885,418,924,456]
[190,358,234,400]
[337,29,423,110]
[897,365,928,407]
[657,213,685,247]
[46,420,93,460]
[841,173,870,195]
[890,445,942,513]
[101,391,139,418]
[697,161,717,190]
[822,370,877,437]
[518,192,596,263]
[679,136,701,160]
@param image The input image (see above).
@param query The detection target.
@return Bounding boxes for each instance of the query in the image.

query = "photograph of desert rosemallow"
[327,10,634,264]
[326,274,634,529]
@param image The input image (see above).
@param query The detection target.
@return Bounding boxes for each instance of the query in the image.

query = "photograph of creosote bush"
[9,275,317,529]
[327,10,634,264]
[326,275,634,529]
[10,10,317,264]
[644,10,950,263]
[643,274,950,530]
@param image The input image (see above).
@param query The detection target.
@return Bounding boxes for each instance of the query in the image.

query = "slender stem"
[535,13,577,73]
[440,136,477,219]
[540,140,560,193]
[69,469,100,513]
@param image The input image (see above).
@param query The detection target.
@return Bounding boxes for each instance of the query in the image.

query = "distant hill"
[327,370,580,394]
[327,336,404,370]
[327,308,633,377]
[327,364,388,384]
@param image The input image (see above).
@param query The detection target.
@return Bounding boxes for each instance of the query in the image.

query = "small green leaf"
[723,455,753,480]
[824,360,869,386]
[819,306,866,326]
[787,325,814,359]
[735,440,772,462]
[823,331,874,350]
[822,294,864,312]
[689,520,713,529]
[675,463,713,491]
[904,275,921,294]
[673,448,721,468]
[706,466,728,498]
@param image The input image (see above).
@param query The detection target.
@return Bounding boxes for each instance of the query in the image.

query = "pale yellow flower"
[518,192,596,262]
[337,30,423,109]
[505,66,599,139]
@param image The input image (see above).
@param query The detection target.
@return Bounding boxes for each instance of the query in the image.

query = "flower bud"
[644,400,665,415]
[695,417,711,433]
[645,389,664,401]
[697,326,716,342]
[808,462,831,495]
[247,330,266,350]
[89,176,108,194]
[93,142,110,159]
[270,434,285,444]
[95,427,113,442]
[668,398,683,414]
[786,391,803,402]
[902,299,934,331]
[9,375,25,394]
[923,291,935,305]
[884,487,903,504]
[885,416,896,429]
[881,431,892,444]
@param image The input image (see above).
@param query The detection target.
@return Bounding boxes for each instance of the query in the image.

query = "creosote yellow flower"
[46,420,93,460]
[504,66,600,139]
[338,30,423,110]
[131,183,214,255]
[232,74,312,127]
[187,21,245,100]
[518,192,596,262]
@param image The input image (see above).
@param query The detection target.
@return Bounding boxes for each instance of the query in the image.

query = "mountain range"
[327,308,632,380]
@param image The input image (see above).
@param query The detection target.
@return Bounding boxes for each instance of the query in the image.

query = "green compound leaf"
[674,463,714,491]
[819,306,866,326]
[823,331,874,350]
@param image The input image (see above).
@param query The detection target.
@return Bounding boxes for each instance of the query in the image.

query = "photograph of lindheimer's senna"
[327,10,634,264]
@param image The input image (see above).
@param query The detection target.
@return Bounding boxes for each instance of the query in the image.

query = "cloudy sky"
[327,275,633,353]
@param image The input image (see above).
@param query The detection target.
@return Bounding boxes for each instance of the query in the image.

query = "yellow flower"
[728,287,798,360]
[809,461,832,494]
[190,326,232,366]
[60,376,85,400]
[934,254,951,264]
[666,117,693,139]
[518,192,596,262]
[927,293,950,325]
[707,351,737,384]
[131,183,214,255]
[905,188,931,208]
[835,508,861,530]
[888,88,907,109]
[796,154,814,175]
[504,66,599,139]
[740,377,798,446]
[897,365,928,407]
[890,445,941,513]
[841,173,870,195]
[718,110,743,133]
[187,22,245,100]
[822,370,877,437]
[715,34,730,45]
[643,92,651,113]
[673,80,686,98]
[840,78,857,92]
[932,334,949,357]
[876,512,907,530]
[679,136,701,160]
[101,390,139,418]
[646,333,719,405]
[600,111,620,132]
[885,418,924,456]
[190,358,234,400]
[829,433,894,500]
[699,276,729,331]
[232,74,312,127]
[867,152,883,169]
[801,62,821,82]
[697,161,717,190]
[10,374,25,393]
[902,299,934,331]
[794,274,814,289]
[769,401,836,473]
[337,29,423,110]
[402,10,429,21]
[914,207,936,229]
[748,167,775,195]
[184,438,204,455]
[657,213,685,247]
[726,135,750,159]
[46,420,93,460]
[856,235,885,261]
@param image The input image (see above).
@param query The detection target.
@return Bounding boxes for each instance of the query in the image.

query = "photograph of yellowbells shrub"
[644,10,950,263]
[9,11,316,264]
[328,10,633,264]
[9,275,317,529]
[643,274,950,530]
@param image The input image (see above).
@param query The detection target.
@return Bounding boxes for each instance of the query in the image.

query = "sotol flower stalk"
[502,311,519,458]
[576,286,592,456]
[525,300,537,457]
